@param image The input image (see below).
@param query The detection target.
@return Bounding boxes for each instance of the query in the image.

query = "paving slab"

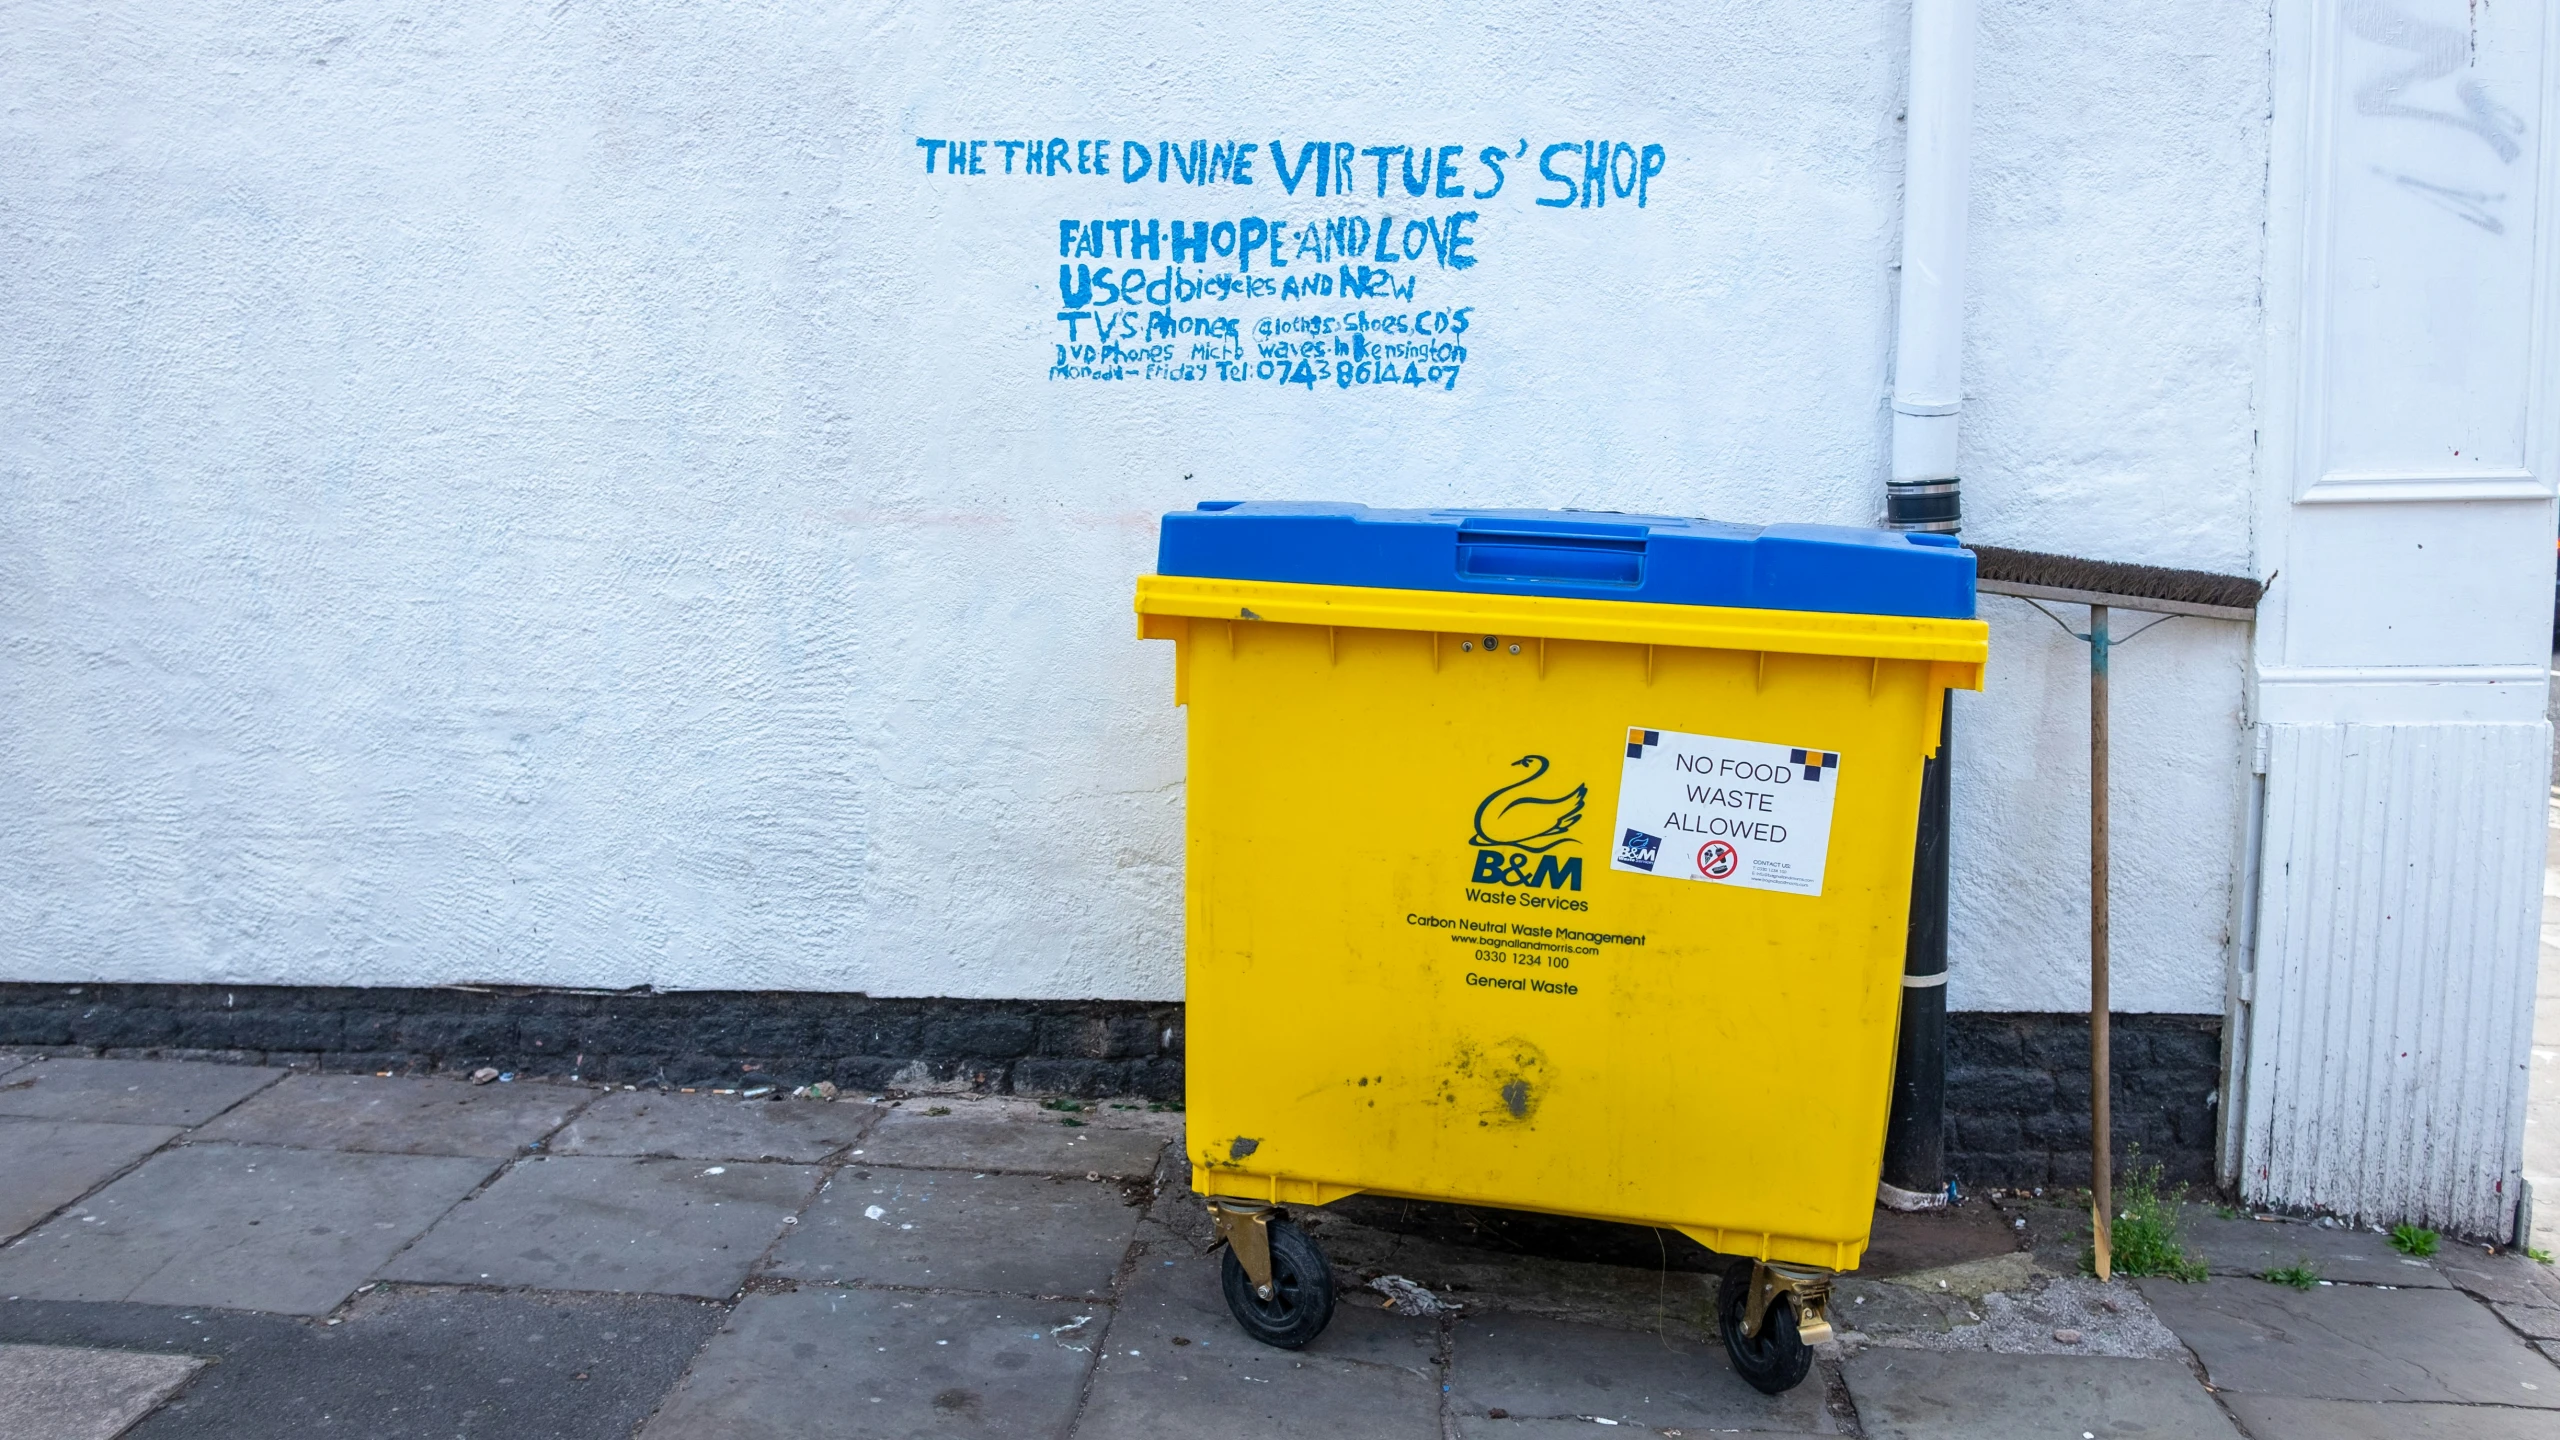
[1833,1276,1983,1341]
[1073,1223,1442,1440]
[0,1144,495,1315]
[0,1290,721,1439]
[1447,1309,1832,1433]
[0,1059,280,1128]
[550,1089,875,1162]
[855,1105,1167,1179]
[2223,1394,2560,1439]
[2438,1247,2560,1308]
[2174,1205,2449,1287]
[190,1073,587,1158]
[2497,1301,2560,1340]
[1843,1349,2238,1439]
[378,1155,817,1299]
[1876,1251,2037,1301]
[0,1119,181,1242]
[641,1286,1092,1439]
[2140,1275,2560,1405]
[0,1342,201,1439]
[772,1167,1142,1298]
[0,1057,26,1082]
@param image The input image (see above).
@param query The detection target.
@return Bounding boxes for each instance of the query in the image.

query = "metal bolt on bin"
[1136,502,1986,1394]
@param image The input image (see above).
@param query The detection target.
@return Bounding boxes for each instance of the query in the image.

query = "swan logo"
[1467,755,1586,891]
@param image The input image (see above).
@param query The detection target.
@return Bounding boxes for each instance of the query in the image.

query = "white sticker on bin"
[1611,727,1841,896]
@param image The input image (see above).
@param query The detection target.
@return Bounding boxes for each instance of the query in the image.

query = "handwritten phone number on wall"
[1261,356,1466,391]
[1048,349,1467,391]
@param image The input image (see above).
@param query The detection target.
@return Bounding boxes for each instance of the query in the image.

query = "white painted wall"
[0,0,2269,1011]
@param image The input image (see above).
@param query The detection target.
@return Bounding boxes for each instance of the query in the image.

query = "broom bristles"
[1971,545,2263,613]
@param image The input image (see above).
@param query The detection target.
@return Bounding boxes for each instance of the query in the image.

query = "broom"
[1971,546,2263,1280]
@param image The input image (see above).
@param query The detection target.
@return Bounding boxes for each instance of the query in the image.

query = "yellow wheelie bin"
[1135,503,1985,1393]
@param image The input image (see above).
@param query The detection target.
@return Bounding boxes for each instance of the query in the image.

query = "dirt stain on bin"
[1440,1037,1548,1126]
[1228,1136,1261,1160]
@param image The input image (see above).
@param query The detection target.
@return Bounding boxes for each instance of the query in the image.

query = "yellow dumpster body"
[1137,507,1986,1274]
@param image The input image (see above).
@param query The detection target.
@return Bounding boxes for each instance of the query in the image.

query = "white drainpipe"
[1887,0,1978,534]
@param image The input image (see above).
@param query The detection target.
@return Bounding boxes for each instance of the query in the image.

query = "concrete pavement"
[1,1054,2558,1436]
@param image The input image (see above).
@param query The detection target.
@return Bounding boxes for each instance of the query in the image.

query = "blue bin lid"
[1156,502,1976,620]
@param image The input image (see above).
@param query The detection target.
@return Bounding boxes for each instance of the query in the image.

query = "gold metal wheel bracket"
[1208,1200,1276,1301]
[1738,1261,1835,1346]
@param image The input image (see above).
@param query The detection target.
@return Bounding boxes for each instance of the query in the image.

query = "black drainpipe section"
[1880,689,1951,1202]
[1879,483,1958,1207]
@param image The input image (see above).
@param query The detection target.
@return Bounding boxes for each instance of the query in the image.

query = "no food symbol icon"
[1696,840,1740,880]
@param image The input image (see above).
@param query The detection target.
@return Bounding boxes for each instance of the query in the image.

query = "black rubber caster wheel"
[1718,1264,1813,1395]
[1219,1215,1336,1349]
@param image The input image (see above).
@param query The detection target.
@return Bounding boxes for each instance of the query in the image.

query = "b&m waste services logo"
[1617,827,1662,873]
[1467,755,1585,893]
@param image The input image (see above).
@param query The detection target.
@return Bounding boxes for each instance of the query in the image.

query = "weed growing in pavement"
[2529,1247,2554,1265]
[2211,1204,2244,1221]
[2390,1223,2440,1258]
[2261,1262,2320,1290]
[2083,1156,2209,1281]
[1041,1099,1086,1112]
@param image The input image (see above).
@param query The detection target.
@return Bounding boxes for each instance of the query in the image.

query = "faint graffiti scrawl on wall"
[914,134,1669,392]
[2349,0,2529,231]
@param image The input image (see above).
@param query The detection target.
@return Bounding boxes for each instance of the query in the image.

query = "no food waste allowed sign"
[1611,727,1840,896]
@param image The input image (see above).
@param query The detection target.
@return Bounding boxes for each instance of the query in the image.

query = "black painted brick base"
[0,986,2221,1187]
[0,984,1184,1101]
[1947,1011,2221,1191]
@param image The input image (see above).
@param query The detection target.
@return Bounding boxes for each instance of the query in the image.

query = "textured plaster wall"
[0,0,2265,1011]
